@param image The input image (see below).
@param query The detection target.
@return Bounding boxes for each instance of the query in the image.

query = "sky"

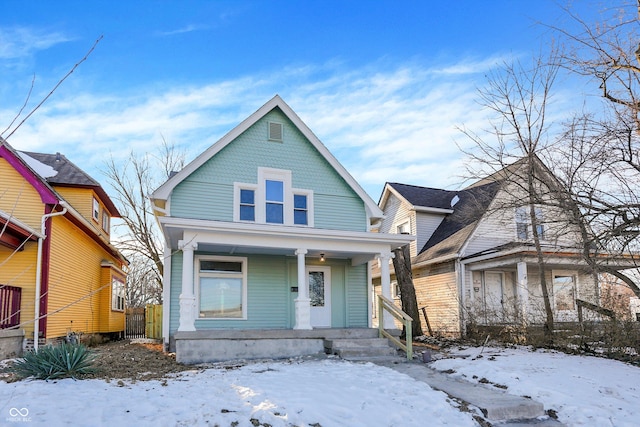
[0,1,609,200]
[2,344,639,426]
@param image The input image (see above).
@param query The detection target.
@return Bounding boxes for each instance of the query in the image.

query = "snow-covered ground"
[1,346,639,426]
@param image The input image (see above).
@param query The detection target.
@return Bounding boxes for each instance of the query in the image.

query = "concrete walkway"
[374,359,564,426]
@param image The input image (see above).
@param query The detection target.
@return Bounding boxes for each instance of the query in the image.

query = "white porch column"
[178,240,197,332]
[516,261,529,323]
[294,248,312,330]
[378,252,396,329]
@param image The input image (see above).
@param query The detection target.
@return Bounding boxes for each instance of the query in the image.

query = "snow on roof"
[16,151,58,179]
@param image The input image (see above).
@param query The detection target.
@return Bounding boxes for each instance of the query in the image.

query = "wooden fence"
[125,304,162,339]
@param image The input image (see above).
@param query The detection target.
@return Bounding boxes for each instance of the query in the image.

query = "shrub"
[11,343,96,380]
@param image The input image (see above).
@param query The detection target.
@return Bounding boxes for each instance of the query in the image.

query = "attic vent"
[268,121,283,142]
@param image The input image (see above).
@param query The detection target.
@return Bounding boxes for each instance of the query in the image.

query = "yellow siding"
[0,158,45,230]
[0,243,38,337]
[54,187,110,241]
[45,215,124,338]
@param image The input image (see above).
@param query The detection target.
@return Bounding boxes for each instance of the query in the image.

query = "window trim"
[395,219,411,235]
[195,255,248,320]
[111,278,125,312]
[233,168,314,226]
[92,198,100,222]
[102,211,110,234]
[234,183,258,222]
[515,206,544,240]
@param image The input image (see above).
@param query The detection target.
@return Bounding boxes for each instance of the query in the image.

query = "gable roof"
[20,151,120,217]
[383,182,456,213]
[152,95,384,219]
[413,181,501,264]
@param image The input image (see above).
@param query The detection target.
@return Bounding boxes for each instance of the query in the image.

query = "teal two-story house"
[151,96,411,363]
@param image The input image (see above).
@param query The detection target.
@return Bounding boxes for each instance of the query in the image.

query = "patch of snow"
[16,152,57,178]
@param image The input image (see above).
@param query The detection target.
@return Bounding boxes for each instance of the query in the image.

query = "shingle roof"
[411,181,501,263]
[386,182,456,210]
[20,150,120,217]
[21,151,100,187]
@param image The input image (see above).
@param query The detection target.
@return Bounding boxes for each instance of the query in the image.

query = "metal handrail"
[377,294,413,360]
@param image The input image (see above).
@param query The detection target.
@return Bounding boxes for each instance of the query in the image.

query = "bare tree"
[391,244,423,338]
[460,54,561,341]
[104,137,185,306]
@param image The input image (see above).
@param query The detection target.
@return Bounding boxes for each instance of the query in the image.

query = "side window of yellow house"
[112,278,125,311]
[102,211,110,234]
[92,197,100,222]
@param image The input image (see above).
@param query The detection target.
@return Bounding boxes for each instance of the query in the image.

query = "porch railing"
[0,285,21,329]
[377,294,413,360]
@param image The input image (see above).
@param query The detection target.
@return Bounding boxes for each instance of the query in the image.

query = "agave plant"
[11,343,96,380]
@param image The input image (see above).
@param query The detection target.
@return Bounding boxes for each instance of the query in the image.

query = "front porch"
[174,328,400,364]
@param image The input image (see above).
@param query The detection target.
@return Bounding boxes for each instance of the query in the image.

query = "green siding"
[170,254,370,334]
[171,109,367,231]
[346,264,369,327]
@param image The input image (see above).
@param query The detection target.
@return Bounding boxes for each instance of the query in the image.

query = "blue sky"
[0,1,602,199]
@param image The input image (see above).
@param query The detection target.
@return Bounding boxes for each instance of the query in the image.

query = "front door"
[308,266,331,327]
[483,271,504,320]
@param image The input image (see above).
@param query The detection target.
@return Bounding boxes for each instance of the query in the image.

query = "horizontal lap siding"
[0,244,38,336]
[46,217,124,338]
[169,252,182,335]
[414,262,461,336]
[345,264,368,327]
[0,159,44,231]
[170,109,367,231]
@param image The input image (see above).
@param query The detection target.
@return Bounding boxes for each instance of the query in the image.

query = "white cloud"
[0,26,71,60]
[3,57,523,199]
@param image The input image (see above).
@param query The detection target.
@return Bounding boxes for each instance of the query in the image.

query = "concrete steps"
[324,338,399,360]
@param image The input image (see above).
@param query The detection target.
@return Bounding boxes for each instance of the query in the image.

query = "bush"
[11,343,96,380]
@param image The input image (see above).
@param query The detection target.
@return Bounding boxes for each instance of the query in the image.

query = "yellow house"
[0,139,127,350]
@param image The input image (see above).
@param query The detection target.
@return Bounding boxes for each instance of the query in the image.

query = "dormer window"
[234,167,313,226]
[102,211,110,233]
[92,198,100,222]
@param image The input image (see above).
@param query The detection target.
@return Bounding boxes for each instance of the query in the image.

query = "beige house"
[373,157,637,336]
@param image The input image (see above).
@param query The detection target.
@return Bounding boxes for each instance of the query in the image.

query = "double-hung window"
[197,256,247,319]
[234,167,313,226]
[239,188,256,221]
[111,278,125,311]
[294,194,308,225]
[266,179,284,223]
[515,206,544,240]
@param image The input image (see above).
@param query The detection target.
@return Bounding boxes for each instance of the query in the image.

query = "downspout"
[34,202,68,351]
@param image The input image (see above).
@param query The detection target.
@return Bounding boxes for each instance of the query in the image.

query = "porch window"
[553,272,576,310]
[197,256,247,319]
[111,278,125,311]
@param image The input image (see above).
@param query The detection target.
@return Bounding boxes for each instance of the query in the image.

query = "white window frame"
[92,198,100,222]
[395,219,411,235]
[102,211,110,233]
[233,168,314,226]
[195,255,248,320]
[515,206,544,240]
[233,183,258,222]
[111,278,125,311]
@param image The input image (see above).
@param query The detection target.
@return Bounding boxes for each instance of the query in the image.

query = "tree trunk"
[391,244,424,339]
